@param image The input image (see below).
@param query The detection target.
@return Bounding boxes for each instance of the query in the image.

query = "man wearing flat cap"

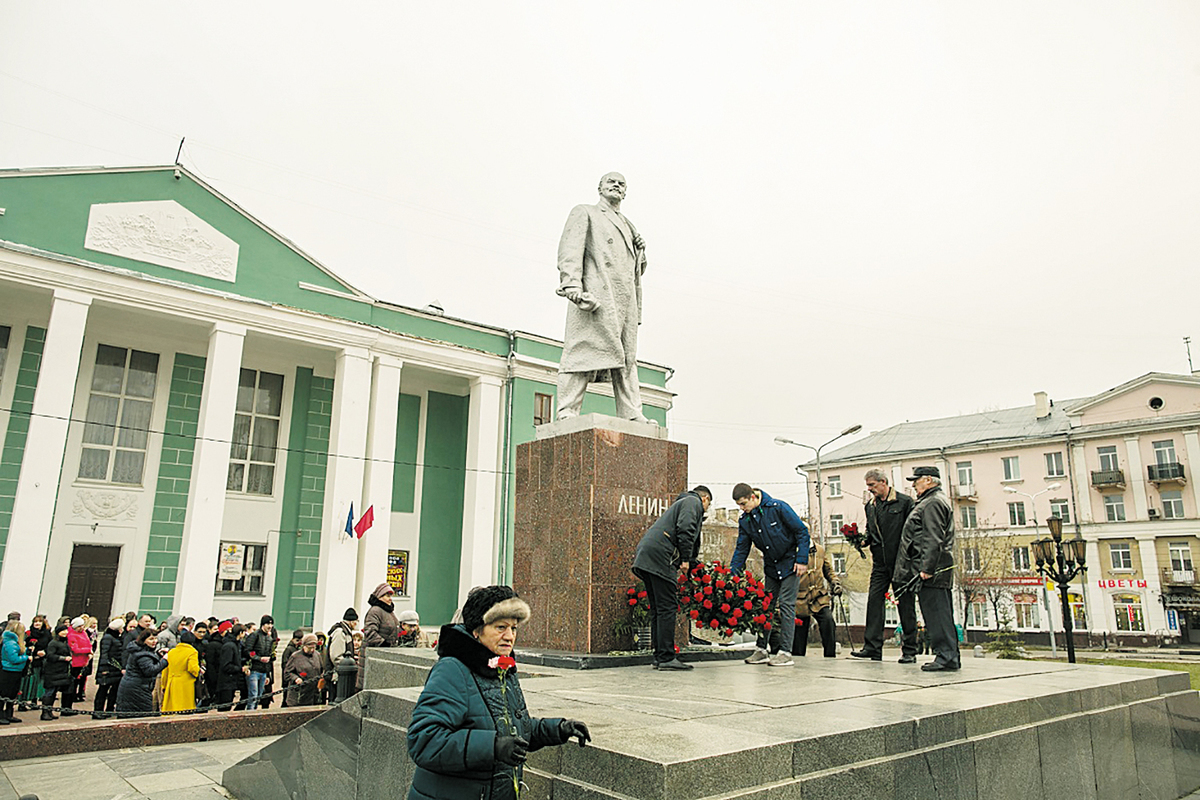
[895,466,959,671]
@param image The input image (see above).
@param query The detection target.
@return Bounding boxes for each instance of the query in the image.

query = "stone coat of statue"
[555,172,651,423]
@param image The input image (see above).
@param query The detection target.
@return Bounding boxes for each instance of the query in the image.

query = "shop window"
[1013,593,1040,629]
[1113,594,1145,632]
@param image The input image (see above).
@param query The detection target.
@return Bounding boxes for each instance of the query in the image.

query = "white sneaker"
[768,651,795,667]
[744,648,770,665]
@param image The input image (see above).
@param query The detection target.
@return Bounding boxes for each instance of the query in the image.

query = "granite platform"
[224,652,1200,800]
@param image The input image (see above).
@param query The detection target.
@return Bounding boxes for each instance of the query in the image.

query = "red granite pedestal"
[513,416,688,654]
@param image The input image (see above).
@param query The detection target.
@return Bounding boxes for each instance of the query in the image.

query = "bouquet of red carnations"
[677,560,774,639]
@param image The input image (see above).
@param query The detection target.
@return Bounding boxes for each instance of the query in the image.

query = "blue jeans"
[246,671,269,710]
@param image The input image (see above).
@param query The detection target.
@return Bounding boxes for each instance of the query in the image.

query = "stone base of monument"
[514,414,688,654]
[223,646,1200,800]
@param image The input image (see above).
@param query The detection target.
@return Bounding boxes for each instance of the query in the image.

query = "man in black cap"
[632,486,712,670]
[853,469,917,662]
[895,466,960,671]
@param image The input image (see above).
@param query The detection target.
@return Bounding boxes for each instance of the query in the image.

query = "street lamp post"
[774,424,862,543]
[1003,483,1062,657]
[1033,516,1088,663]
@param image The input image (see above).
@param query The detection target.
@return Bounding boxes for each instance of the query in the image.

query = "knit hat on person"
[260,614,274,626]
[217,620,233,634]
[371,582,395,599]
[54,624,68,636]
[108,617,124,632]
[70,616,85,629]
[460,585,530,633]
[397,609,420,624]
[343,607,359,622]
[301,633,319,646]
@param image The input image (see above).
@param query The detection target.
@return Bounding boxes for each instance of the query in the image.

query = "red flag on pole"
[354,505,375,539]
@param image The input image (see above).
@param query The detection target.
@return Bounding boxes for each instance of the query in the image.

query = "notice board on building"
[387,549,409,596]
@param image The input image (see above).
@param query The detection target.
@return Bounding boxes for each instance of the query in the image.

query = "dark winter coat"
[731,490,810,581]
[27,624,51,668]
[894,484,956,590]
[217,637,245,691]
[96,629,124,686]
[283,649,323,707]
[865,487,915,571]
[363,590,400,647]
[204,632,224,695]
[115,644,168,714]
[407,624,567,800]
[244,629,276,674]
[632,491,705,581]
[41,638,73,689]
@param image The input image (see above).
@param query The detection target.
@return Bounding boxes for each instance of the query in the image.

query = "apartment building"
[803,373,1200,648]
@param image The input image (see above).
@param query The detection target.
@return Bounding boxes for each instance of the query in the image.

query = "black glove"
[559,719,591,747]
[494,734,529,767]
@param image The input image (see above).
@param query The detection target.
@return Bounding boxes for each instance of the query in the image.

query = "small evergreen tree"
[985,608,1024,659]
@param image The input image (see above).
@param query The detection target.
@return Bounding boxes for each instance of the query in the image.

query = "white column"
[1084,539,1110,637]
[1124,436,1149,521]
[313,348,371,628]
[1183,430,1200,514]
[0,289,92,613]
[1071,443,1094,524]
[355,355,402,603]
[174,323,245,618]
[1137,536,1165,633]
[459,375,504,602]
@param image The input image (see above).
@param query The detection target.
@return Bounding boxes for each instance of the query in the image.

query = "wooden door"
[61,545,121,620]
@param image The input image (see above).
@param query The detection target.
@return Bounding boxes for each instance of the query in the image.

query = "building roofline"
[1064,372,1200,415]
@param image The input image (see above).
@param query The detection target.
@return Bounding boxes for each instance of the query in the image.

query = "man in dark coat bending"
[895,466,960,671]
[632,486,712,670]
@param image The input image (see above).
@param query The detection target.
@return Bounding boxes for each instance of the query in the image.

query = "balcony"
[952,483,976,500]
[1091,469,1125,488]
[1148,462,1187,485]
[1161,567,1198,587]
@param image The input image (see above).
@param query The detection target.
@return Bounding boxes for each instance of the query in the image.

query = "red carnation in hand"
[674,644,680,653]
[627,587,637,596]
[628,598,638,606]
[690,609,699,619]
[637,590,647,599]
[709,619,719,629]
[497,656,516,671]
[720,603,731,614]
[703,600,713,609]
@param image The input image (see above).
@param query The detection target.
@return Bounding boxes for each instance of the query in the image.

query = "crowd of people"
[0,580,431,724]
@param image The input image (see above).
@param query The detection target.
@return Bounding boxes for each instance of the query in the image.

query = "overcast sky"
[4,3,1199,512]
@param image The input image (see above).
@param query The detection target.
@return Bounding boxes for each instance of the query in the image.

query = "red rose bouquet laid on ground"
[612,580,653,645]
[677,560,774,639]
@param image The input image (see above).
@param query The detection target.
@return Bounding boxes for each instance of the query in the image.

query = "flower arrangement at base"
[678,560,774,639]
[611,580,652,645]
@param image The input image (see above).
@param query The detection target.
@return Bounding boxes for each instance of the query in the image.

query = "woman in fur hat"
[283,633,324,707]
[406,585,591,800]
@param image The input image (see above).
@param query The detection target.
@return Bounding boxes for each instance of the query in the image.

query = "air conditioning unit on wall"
[1148,508,1161,519]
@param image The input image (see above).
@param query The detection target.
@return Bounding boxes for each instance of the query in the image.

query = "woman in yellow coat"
[161,630,201,713]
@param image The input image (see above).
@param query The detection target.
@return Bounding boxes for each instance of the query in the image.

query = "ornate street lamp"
[1033,515,1088,663]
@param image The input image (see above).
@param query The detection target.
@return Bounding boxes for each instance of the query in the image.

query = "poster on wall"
[218,543,245,580]
[387,549,409,596]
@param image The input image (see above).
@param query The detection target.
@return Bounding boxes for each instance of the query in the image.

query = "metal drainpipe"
[497,330,516,584]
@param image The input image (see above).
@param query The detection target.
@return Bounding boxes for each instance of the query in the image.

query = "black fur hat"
[460,585,530,633]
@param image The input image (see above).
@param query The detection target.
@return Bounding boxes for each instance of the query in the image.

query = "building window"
[1068,592,1088,630]
[956,461,973,487]
[227,369,285,496]
[1109,542,1133,570]
[215,542,267,594]
[1008,501,1027,526]
[832,552,847,575]
[1169,542,1194,573]
[962,546,982,573]
[828,475,842,497]
[0,325,9,378]
[829,514,844,536]
[1013,546,1031,572]
[1153,440,1177,465]
[1014,593,1040,629]
[533,393,553,426]
[1044,452,1065,478]
[1104,494,1126,522]
[1113,594,1145,632]
[1162,490,1185,520]
[77,344,160,485]
[966,595,988,628]
[960,505,977,530]
[1098,446,1119,472]
[1002,456,1021,481]
[1049,499,1071,524]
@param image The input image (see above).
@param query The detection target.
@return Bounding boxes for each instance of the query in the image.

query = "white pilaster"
[1137,536,1165,633]
[1124,437,1149,521]
[1084,539,1110,636]
[355,355,402,603]
[0,290,92,614]
[1183,430,1200,515]
[459,375,504,601]
[313,348,371,628]
[174,322,245,619]
[1071,443,1094,524]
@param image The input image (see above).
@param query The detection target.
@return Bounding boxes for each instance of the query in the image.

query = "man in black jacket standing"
[853,469,918,662]
[632,486,711,671]
[895,466,960,671]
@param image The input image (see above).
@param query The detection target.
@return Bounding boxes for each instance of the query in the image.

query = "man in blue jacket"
[730,484,810,667]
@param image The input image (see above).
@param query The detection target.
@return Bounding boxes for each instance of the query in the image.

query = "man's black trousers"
[633,568,679,663]
[918,585,961,668]
[863,562,918,656]
[791,606,837,657]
